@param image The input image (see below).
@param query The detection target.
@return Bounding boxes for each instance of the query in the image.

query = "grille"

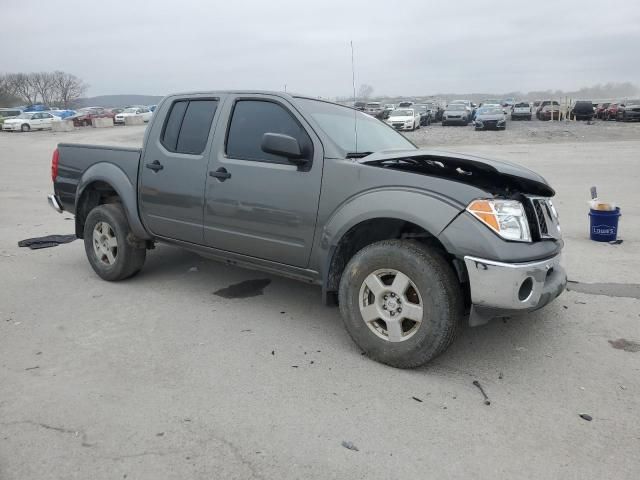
[533,201,548,236]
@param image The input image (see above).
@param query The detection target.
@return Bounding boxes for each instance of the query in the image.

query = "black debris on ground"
[411,396,423,403]
[213,279,271,299]
[579,414,593,422]
[18,234,76,250]
[608,338,640,353]
[472,380,491,405]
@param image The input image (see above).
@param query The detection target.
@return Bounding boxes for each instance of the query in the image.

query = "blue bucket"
[589,207,621,242]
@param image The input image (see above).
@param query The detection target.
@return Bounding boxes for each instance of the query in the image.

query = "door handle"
[146,160,164,172]
[209,167,231,181]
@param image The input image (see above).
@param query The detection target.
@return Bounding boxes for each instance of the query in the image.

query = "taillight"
[51,148,59,182]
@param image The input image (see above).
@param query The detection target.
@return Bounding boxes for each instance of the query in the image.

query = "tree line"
[0,71,88,108]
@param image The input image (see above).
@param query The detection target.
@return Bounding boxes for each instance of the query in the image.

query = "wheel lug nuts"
[390,293,395,297]
[382,305,387,310]
[390,311,395,316]
[384,295,388,300]
[398,308,402,313]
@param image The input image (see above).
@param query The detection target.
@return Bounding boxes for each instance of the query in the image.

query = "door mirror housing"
[261,133,306,165]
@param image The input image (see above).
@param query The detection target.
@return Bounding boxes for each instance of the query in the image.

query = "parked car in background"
[511,102,532,120]
[385,108,421,130]
[381,104,395,119]
[50,109,77,119]
[354,101,366,111]
[595,103,610,119]
[616,100,640,122]
[114,107,153,124]
[0,108,23,127]
[442,104,471,125]
[2,111,60,132]
[536,100,560,119]
[110,108,125,116]
[538,105,564,121]
[569,101,594,121]
[365,102,383,117]
[474,106,507,130]
[397,101,414,108]
[533,100,542,109]
[72,107,114,127]
[423,102,442,121]
[604,103,619,120]
[413,104,432,126]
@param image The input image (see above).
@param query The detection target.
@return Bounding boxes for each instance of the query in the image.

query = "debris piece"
[472,380,491,405]
[609,338,640,353]
[240,329,252,332]
[25,366,40,371]
[271,350,275,355]
[280,311,286,314]
[620,385,626,390]
[291,365,298,368]
[156,432,165,437]
[18,234,76,250]
[574,301,587,305]
[609,239,623,245]
[188,266,199,272]
[310,361,314,365]
[498,372,503,380]
[341,441,359,451]
[36,351,42,355]
[411,396,423,403]
[579,414,593,422]
[563,305,568,309]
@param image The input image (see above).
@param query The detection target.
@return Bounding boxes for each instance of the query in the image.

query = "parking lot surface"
[1,122,639,479]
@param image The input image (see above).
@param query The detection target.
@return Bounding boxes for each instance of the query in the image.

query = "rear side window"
[226,100,312,164]
[161,99,218,155]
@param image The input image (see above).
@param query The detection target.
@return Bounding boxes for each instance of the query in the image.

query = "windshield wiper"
[345,151,373,159]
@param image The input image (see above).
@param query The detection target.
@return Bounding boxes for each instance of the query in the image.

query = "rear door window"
[161,99,218,155]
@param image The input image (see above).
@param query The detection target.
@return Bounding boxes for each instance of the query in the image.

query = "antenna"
[350,40,358,153]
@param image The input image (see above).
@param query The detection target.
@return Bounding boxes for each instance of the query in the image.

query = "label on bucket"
[592,224,616,235]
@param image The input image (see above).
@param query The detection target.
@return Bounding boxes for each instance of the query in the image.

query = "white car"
[114,107,153,124]
[385,108,421,131]
[2,111,60,132]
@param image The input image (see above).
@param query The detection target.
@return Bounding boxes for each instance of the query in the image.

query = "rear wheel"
[338,240,463,368]
[83,203,146,281]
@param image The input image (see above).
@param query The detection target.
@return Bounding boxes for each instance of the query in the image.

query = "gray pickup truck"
[48,91,566,368]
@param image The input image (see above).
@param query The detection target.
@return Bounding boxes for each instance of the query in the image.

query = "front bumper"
[387,122,414,131]
[464,254,566,326]
[2,124,20,131]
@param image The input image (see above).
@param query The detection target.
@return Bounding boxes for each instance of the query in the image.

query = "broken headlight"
[466,199,531,242]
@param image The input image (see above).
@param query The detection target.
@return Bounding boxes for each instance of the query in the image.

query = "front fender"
[320,187,463,252]
[76,162,151,239]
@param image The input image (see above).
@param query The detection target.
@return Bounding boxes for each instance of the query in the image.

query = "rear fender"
[76,162,150,239]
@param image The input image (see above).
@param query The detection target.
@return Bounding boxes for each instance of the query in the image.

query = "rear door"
[203,94,324,268]
[139,95,223,243]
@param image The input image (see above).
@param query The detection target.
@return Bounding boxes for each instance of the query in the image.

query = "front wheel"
[83,203,146,281]
[21,124,30,132]
[338,240,463,368]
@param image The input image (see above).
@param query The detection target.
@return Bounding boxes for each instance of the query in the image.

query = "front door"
[139,95,222,244]
[203,95,323,268]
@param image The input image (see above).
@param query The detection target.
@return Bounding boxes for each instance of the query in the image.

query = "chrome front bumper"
[464,254,566,325]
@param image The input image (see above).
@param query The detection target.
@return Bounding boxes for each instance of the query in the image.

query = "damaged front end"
[360,150,566,325]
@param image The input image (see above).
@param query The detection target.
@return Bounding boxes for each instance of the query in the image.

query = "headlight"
[467,199,531,242]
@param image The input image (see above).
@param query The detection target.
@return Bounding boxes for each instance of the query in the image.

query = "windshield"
[446,104,466,111]
[390,109,414,117]
[123,108,138,113]
[17,113,34,119]
[478,108,503,115]
[295,98,415,154]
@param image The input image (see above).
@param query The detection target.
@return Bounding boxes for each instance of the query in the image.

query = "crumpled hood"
[359,149,555,197]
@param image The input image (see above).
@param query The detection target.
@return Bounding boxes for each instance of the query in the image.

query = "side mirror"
[261,133,306,164]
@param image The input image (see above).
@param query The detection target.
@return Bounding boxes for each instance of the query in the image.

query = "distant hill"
[76,94,164,108]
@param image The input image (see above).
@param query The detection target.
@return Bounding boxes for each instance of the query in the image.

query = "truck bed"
[55,143,142,214]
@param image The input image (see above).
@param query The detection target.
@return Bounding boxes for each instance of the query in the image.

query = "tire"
[338,240,463,368]
[21,124,30,132]
[83,120,90,127]
[83,203,146,281]
[441,121,447,126]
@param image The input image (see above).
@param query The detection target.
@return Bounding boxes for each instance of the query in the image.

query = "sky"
[3,0,639,98]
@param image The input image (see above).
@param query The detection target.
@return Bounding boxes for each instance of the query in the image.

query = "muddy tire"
[83,204,146,281]
[338,240,463,368]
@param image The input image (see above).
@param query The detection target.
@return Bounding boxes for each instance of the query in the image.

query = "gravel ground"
[1,125,639,479]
